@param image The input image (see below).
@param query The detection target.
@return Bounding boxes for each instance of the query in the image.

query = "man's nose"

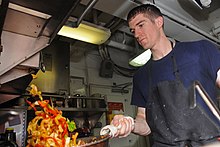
[134,31,140,40]
[134,33,138,39]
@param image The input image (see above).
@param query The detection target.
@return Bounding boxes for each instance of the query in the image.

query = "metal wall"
[31,39,70,94]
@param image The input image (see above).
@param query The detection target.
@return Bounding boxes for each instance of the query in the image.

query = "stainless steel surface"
[30,39,70,94]
[0,108,26,147]
[64,96,107,129]
[63,110,106,130]
[1,0,80,76]
[0,73,33,104]
[4,8,47,37]
[0,110,19,125]
[0,32,47,79]
[0,0,80,104]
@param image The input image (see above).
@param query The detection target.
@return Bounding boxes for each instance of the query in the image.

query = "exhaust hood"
[0,0,80,104]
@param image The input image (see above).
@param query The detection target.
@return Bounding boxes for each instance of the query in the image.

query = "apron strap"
[170,39,181,80]
[148,40,179,95]
[171,53,181,80]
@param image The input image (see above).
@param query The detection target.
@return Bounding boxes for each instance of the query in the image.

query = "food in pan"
[26,84,83,147]
[26,84,109,147]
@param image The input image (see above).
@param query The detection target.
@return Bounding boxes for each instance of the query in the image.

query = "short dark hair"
[127,4,163,22]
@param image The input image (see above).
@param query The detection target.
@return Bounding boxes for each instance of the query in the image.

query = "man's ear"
[155,16,164,28]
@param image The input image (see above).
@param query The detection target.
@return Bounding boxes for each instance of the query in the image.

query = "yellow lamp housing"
[58,21,111,45]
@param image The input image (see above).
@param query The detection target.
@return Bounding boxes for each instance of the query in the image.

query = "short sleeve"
[131,71,147,108]
[201,40,220,81]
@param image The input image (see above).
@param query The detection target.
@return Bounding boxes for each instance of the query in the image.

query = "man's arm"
[133,107,151,136]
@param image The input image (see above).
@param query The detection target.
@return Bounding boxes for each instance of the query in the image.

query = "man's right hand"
[111,107,151,138]
[111,115,134,138]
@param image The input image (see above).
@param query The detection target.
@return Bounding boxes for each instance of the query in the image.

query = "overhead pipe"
[190,0,212,9]
[0,0,10,55]
[106,40,134,53]
[75,0,99,27]
[211,26,220,37]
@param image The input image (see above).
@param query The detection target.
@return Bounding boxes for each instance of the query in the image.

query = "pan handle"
[194,81,220,122]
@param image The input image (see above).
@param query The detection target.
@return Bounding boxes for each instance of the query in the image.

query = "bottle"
[0,132,5,141]
[0,128,18,147]
[0,132,6,146]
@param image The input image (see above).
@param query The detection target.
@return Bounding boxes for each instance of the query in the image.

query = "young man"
[111,4,220,147]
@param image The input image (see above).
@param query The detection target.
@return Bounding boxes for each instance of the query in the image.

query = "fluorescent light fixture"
[129,49,152,67]
[58,21,111,45]
[200,0,211,7]
[191,0,211,9]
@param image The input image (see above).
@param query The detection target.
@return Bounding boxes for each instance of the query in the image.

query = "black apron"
[146,55,220,147]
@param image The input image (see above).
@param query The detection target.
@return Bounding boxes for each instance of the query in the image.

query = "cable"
[98,45,107,60]
[113,67,133,78]
[98,44,138,78]
[113,62,137,72]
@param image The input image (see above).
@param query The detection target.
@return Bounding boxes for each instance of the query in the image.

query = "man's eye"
[138,23,144,28]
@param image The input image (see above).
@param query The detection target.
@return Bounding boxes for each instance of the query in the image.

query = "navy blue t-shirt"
[131,40,220,120]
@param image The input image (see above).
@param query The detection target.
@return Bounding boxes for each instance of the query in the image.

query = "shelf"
[0,106,108,112]
[58,107,107,112]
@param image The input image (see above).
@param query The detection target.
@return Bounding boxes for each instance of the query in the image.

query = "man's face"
[128,13,161,49]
